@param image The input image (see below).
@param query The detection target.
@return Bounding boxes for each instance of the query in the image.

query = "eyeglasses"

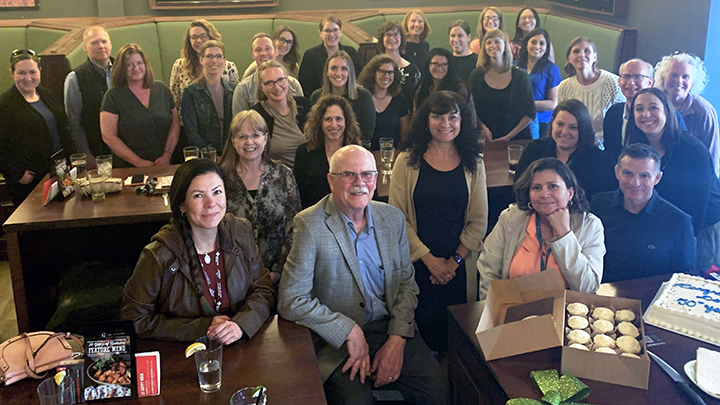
[483,16,499,22]
[233,132,266,141]
[261,76,288,89]
[520,16,536,21]
[384,31,401,38]
[429,62,449,69]
[190,34,210,41]
[203,54,225,60]
[322,28,341,34]
[619,74,652,81]
[377,68,394,76]
[277,37,294,46]
[330,171,378,184]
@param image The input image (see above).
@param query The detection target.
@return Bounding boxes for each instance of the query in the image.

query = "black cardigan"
[0,85,75,205]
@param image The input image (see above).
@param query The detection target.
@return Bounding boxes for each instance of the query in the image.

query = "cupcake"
[617,321,639,338]
[593,334,616,349]
[595,347,617,354]
[567,316,589,330]
[569,343,590,351]
[567,329,591,345]
[592,307,615,322]
[615,309,635,322]
[617,335,641,354]
[592,319,615,334]
[567,302,589,317]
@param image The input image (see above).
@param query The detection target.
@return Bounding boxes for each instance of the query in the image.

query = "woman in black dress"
[401,9,431,68]
[414,47,472,114]
[389,91,487,353]
[357,54,410,149]
[0,50,75,206]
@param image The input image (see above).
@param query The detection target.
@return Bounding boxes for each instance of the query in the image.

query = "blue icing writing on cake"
[643,273,720,346]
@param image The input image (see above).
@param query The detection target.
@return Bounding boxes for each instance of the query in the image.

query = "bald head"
[329,145,375,173]
[328,145,377,218]
[618,59,654,100]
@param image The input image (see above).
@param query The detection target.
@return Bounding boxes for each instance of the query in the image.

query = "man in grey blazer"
[278,145,446,405]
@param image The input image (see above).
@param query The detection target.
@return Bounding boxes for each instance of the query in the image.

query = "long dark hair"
[303,94,362,151]
[403,91,481,173]
[169,158,226,276]
[271,25,300,74]
[517,28,552,73]
[415,48,464,108]
[512,7,541,45]
[357,54,402,97]
[550,99,596,152]
[625,87,680,151]
[514,157,589,214]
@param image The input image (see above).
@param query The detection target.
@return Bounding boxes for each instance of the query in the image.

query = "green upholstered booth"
[0,26,68,92]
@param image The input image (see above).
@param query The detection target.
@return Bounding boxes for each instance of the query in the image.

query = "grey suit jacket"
[278,195,419,382]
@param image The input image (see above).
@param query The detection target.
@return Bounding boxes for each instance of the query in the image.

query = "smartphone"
[130,174,145,185]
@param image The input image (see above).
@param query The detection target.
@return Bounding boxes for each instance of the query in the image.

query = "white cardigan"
[477,204,605,300]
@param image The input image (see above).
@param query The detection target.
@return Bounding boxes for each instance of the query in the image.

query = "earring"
[527,202,533,210]
[568,200,574,208]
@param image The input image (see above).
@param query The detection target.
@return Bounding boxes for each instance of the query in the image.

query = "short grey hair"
[654,52,708,96]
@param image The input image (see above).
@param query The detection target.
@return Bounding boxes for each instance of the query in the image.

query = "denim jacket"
[181,78,236,149]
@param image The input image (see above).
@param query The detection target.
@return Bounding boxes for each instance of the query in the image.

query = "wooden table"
[0,316,327,405]
[448,274,720,405]
[3,165,178,332]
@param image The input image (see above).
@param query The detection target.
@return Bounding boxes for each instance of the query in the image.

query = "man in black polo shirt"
[64,26,113,166]
[591,143,697,282]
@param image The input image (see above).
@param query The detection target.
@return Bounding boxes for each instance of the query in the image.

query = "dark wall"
[532,0,711,68]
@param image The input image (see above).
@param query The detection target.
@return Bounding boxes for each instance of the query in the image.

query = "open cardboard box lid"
[561,290,650,390]
[476,270,567,360]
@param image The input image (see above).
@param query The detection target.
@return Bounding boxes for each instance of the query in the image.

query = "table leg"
[6,232,28,332]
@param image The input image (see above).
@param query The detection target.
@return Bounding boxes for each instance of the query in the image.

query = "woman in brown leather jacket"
[121,158,275,343]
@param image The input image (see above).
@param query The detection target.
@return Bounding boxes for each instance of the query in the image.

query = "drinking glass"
[87,169,106,201]
[201,147,217,162]
[507,144,524,176]
[96,155,112,178]
[37,376,74,405]
[184,146,200,161]
[379,137,395,184]
[230,387,267,405]
[70,153,87,182]
[194,336,222,393]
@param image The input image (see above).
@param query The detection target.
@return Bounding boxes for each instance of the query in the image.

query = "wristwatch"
[453,253,464,265]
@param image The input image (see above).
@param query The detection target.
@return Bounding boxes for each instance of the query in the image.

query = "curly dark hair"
[514,157,590,214]
[303,94,362,151]
[169,158,226,282]
[357,54,401,97]
[517,28,552,74]
[625,87,680,151]
[402,90,482,173]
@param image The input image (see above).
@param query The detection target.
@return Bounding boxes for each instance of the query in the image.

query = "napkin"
[697,347,720,396]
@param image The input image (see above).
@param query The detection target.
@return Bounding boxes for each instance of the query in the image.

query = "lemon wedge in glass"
[185,342,207,358]
[54,370,67,385]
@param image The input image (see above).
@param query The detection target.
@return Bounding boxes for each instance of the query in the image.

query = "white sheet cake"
[643,273,720,346]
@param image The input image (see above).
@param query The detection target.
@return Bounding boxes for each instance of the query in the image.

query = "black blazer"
[0,85,75,205]
[298,44,362,96]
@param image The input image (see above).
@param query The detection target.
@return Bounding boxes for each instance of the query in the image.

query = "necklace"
[199,249,223,312]
[373,92,389,100]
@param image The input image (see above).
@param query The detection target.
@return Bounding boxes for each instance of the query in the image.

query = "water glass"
[37,376,74,405]
[230,387,267,405]
[70,153,87,182]
[201,147,217,162]
[507,144,524,176]
[87,169,106,201]
[96,155,112,178]
[184,146,200,161]
[194,336,222,393]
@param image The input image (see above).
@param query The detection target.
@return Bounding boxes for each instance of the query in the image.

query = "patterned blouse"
[169,58,240,121]
[225,161,301,275]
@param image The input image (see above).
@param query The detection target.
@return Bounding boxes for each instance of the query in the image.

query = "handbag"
[0,331,83,386]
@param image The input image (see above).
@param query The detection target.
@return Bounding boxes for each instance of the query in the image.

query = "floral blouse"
[225,161,301,275]
[169,58,239,121]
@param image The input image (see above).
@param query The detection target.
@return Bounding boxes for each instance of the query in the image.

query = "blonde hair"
[255,60,298,119]
[402,10,431,41]
[477,29,512,73]
[320,50,358,100]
